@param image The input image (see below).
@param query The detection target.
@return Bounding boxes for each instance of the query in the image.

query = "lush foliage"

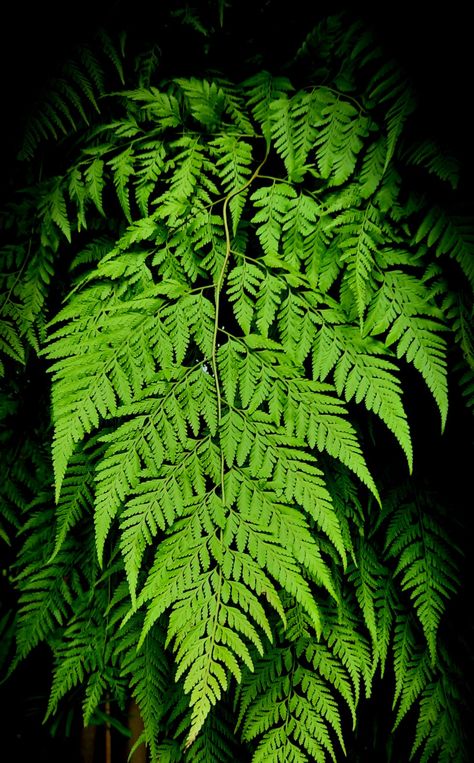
[1,9,473,761]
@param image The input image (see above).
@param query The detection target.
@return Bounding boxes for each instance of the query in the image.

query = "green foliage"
[1,8,472,762]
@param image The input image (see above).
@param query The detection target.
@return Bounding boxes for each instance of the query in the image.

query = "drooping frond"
[313,93,370,186]
[13,496,92,661]
[365,270,449,429]
[19,30,125,160]
[403,140,460,189]
[384,487,460,664]
[242,71,294,141]
[237,634,348,763]
[411,646,468,763]
[416,207,474,290]
[391,611,433,729]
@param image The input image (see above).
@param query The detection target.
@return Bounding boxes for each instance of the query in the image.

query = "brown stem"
[127,698,146,763]
[80,724,97,763]
[105,699,112,763]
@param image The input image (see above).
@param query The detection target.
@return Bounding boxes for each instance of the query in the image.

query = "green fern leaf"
[385,491,459,664]
[367,270,449,428]
[118,612,171,762]
[227,262,263,334]
[84,156,106,215]
[314,92,370,186]
[314,323,413,469]
[388,314,448,429]
[242,71,293,141]
[281,191,320,270]
[391,612,432,728]
[411,648,467,763]
[416,207,474,290]
[0,315,25,368]
[251,182,297,257]
[238,642,345,763]
[40,179,72,243]
[44,267,160,497]
[348,537,387,649]
[123,87,181,128]
[108,147,135,222]
[50,444,96,560]
[210,134,253,232]
[383,88,415,170]
[14,501,86,660]
[404,140,459,189]
[336,201,384,320]
[270,91,322,181]
[134,141,167,215]
[359,136,387,198]
[176,77,226,130]
[321,597,373,708]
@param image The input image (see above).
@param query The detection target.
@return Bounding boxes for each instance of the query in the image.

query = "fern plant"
[1,6,472,761]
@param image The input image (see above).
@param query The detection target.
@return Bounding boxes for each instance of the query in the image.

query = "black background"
[0,2,473,172]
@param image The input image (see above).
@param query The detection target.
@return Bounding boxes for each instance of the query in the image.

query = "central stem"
[210,151,269,506]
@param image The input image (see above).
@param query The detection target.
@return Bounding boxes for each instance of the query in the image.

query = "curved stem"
[210,150,269,505]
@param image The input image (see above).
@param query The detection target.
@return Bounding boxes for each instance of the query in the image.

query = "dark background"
[0,2,473,172]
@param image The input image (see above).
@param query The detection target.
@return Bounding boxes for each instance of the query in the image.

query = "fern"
[238,635,347,762]
[365,270,449,428]
[416,207,474,290]
[384,487,460,664]
[19,30,125,160]
[313,92,370,186]
[411,647,468,762]
[2,9,472,763]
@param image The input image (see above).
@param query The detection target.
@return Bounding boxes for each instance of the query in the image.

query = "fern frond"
[19,31,124,160]
[157,135,219,221]
[238,640,345,763]
[404,140,459,189]
[210,135,253,232]
[4,18,472,761]
[44,263,162,497]
[383,87,415,169]
[366,270,449,428]
[184,701,239,763]
[84,155,106,216]
[281,191,320,271]
[176,77,226,130]
[416,207,474,290]
[251,182,297,256]
[391,612,433,728]
[280,375,379,501]
[214,76,256,134]
[39,178,72,243]
[50,443,96,560]
[133,140,167,215]
[313,93,370,186]
[13,500,88,660]
[313,322,413,469]
[108,146,135,222]
[0,311,25,369]
[411,647,467,762]
[227,261,264,334]
[321,596,373,708]
[242,71,293,141]
[335,201,385,320]
[270,90,323,182]
[359,136,387,198]
[117,610,171,762]
[385,490,460,664]
[348,537,384,649]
